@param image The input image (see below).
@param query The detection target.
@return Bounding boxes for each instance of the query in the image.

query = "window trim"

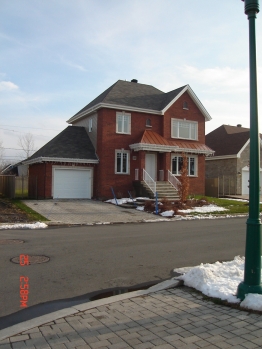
[146,118,152,127]
[88,118,93,132]
[171,154,198,177]
[171,118,198,140]
[116,112,131,134]
[183,101,189,110]
[115,149,130,174]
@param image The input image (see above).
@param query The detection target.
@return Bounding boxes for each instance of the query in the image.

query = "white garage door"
[53,168,92,199]
[242,166,262,195]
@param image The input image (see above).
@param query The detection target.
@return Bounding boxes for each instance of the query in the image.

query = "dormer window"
[146,118,152,127]
[183,101,189,110]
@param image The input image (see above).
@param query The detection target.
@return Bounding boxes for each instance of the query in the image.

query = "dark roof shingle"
[72,80,187,118]
[27,126,98,161]
[206,125,250,156]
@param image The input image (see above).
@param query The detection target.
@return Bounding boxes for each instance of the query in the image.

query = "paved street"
[1,218,246,324]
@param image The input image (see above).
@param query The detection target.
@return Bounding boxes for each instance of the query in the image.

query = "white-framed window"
[88,118,92,132]
[116,112,131,134]
[183,101,189,110]
[146,118,152,127]
[115,150,130,174]
[171,155,197,176]
[171,119,198,140]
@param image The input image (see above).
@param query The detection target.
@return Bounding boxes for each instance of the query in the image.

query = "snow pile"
[178,205,228,214]
[177,256,262,310]
[241,294,262,311]
[136,206,144,211]
[178,257,244,303]
[0,222,48,230]
[161,210,174,217]
[106,198,133,205]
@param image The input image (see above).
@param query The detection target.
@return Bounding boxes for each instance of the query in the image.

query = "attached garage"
[53,167,93,199]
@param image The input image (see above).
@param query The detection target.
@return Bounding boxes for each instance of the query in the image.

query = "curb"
[0,278,182,341]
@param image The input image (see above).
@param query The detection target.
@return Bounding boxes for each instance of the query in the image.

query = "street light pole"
[237,0,262,300]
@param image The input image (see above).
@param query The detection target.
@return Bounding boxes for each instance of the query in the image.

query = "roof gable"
[67,80,211,123]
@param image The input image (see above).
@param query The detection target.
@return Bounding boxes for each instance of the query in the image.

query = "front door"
[145,153,157,180]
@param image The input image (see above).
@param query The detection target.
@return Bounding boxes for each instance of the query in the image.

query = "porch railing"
[143,169,156,196]
[168,170,180,190]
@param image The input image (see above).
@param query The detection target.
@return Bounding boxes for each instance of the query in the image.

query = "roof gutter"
[23,157,99,165]
[130,143,214,155]
[67,103,162,124]
[206,154,237,160]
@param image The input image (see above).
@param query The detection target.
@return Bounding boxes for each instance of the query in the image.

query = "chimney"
[237,124,242,127]
[131,79,138,83]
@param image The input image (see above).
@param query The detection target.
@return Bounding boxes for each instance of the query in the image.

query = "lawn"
[194,196,260,215]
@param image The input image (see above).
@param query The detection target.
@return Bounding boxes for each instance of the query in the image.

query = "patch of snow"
[0,222,48,230]
[136,206,144,211]
[178,205,228,213]
[223,198,248,202]
[241,293,262,311]
[161,210,174,217]
[142,218,169,222]
[178,256,244,303]
[105,198,132,205]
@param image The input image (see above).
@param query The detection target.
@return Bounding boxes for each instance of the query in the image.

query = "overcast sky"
[0,0,261,163]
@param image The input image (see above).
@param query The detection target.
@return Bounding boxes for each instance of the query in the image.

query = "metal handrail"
[168,170,180,190]
[143,169,156,195]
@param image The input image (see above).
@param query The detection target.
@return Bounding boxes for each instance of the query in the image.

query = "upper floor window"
[171,119,198,140]
[183,101,189,110]
[88,118,92,132]
[116,112,131,134]
[146,118,152,127]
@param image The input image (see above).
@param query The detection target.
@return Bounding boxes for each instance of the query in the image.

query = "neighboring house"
[205,124,262,195]
[24,79,214,199]
[1,162,28,176]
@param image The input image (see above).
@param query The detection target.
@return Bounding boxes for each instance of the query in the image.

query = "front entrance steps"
[133,181,179,200]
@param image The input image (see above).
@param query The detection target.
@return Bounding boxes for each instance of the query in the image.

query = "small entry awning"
[129,130,214,155]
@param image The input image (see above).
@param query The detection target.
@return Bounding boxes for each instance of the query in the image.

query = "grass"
[12,199,49,222]
[191,195,262,215]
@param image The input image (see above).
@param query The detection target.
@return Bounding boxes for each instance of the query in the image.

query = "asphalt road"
[0,217,247,327]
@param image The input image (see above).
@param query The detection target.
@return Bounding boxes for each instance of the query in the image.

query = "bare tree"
[0,140,5,170]
[18,133,35,159]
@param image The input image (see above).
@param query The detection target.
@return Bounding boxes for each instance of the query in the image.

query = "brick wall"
[95,108,164,198]
[94,98,207,198]
[163,92,206,143]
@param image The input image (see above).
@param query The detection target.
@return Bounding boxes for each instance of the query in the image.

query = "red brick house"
[24,79,214,199]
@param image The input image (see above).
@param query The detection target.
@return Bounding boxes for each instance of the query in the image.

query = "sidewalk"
[1,280,262,349]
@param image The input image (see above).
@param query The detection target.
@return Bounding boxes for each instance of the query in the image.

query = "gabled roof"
[67,80,211,123]
[206,125,251,157]
[23,126,99,165]
[129,130,214,155]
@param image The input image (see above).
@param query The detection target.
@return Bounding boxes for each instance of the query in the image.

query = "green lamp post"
[237,0,262,300]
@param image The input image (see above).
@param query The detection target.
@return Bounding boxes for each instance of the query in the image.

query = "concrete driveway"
[23,199,162,225]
